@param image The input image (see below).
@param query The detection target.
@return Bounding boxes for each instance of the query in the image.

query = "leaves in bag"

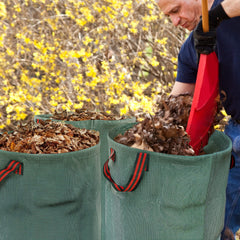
[0,120,99,154]
[115,94,195,155]
[51,109,126,121]
[115,94,225,156]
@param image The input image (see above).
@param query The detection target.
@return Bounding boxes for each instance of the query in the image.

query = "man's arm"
[194,0,240,55]
[222,0,240,18]
[170,0,240,97]
[170,82,195,96]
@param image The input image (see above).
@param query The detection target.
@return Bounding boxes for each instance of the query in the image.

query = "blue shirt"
[176,0,240,120]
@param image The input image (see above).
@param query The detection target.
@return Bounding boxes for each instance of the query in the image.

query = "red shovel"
[186,0,219,155]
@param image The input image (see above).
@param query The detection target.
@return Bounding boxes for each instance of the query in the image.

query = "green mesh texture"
[0,143,101,240]
[34,114,136,239]
[104,123,232,240]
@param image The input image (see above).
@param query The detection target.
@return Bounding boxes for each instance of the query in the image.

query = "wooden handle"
[202,0,209,32]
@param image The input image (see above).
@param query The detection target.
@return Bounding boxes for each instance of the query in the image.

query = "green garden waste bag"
[0,143,101,240]
[34,114,136,239]
[103,123,232,240]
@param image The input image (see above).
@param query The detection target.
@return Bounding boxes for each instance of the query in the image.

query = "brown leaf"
[131,140,153,152]
[51,109,126,121]
[0,121,99,154]
[115,94,195,156]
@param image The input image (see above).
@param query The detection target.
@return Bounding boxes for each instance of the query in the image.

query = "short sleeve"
[176,32,198,84]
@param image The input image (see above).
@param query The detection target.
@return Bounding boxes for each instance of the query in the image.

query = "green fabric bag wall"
[0,143,101,240]
[104,123,232,240]
[34,114,136,239]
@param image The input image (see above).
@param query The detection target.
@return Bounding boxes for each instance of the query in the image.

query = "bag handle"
[0,160,23,184]
[103,148,149,192]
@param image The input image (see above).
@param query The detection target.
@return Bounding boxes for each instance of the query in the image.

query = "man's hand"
[193,3,230,57]
[193,22,216,55]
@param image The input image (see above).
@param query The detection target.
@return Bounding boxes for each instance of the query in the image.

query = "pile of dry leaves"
[51,109,126,121]
[0,120,99,154]
[115,94,225,156]
[115,94,194,156]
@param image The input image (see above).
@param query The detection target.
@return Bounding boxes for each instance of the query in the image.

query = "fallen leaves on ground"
[0,120,99,154]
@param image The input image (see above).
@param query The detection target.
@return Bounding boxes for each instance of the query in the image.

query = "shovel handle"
[202,0,209,32]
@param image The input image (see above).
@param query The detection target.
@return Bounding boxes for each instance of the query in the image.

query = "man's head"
[156,0,202,31]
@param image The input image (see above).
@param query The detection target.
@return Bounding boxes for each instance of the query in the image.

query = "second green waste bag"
[104,123,232,240]
[34,113,136,239]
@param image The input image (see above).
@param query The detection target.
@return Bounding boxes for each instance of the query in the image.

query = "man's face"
[157,0,202,31]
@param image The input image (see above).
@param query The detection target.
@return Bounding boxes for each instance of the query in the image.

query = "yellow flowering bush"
[0,0,187,131]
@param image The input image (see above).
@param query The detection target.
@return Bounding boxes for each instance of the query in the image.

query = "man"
[156,0,240,239]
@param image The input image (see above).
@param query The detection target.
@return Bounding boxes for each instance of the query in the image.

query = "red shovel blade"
[186,52,219,155]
